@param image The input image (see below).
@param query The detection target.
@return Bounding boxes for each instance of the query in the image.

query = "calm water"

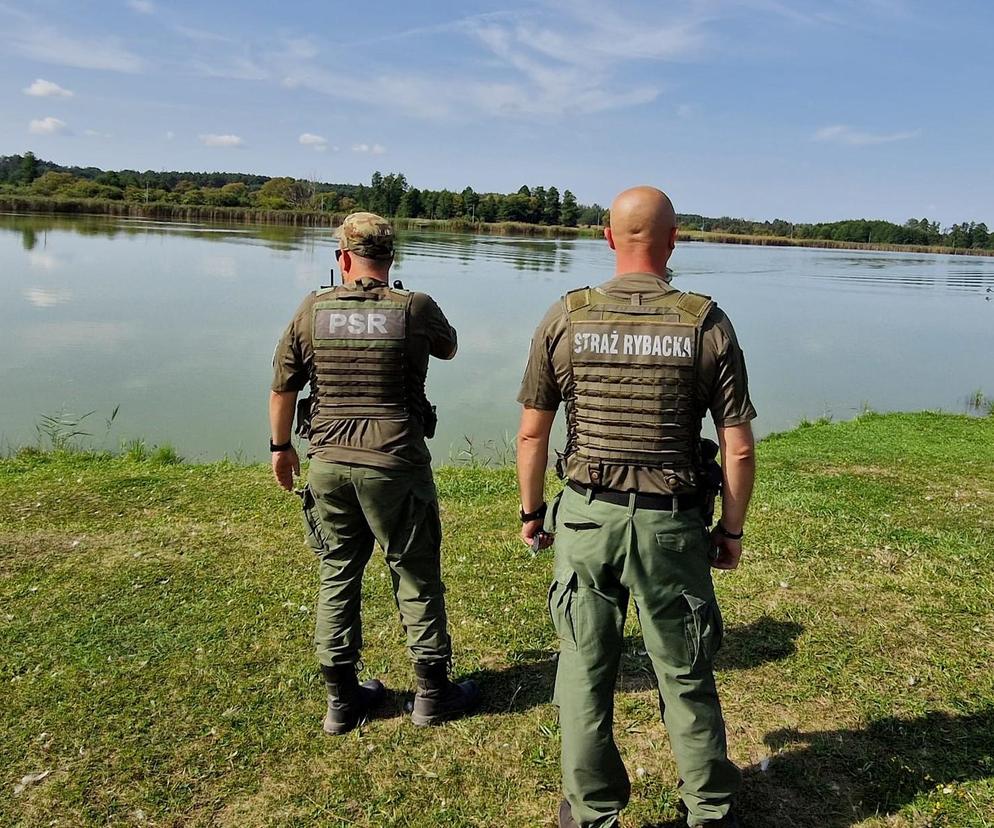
[2,213,992,462]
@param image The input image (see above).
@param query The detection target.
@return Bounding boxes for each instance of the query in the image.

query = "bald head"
[609,186,676,247]
[605,186,678,277]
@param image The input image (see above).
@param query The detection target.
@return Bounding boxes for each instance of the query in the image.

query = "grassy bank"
[0,195,599,238]
[2,412,993,827]
[4,195,994,255]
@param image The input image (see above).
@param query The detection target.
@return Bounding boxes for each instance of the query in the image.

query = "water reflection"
[1,214,993,461]
[23,287,72,308]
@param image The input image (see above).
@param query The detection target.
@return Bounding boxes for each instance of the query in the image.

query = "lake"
[2,213,992,462]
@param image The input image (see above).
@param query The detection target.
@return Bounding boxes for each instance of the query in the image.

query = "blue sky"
[1,0,992,224]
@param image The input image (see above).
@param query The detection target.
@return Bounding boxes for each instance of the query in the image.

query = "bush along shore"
[4,194,994,256]
[2,411,994,826]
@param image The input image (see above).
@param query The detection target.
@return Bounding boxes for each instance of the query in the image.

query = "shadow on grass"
[473,616,805,714]
[732,708,994,827]
[639,709,994,827]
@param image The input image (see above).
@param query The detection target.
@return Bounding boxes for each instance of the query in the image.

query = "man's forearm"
[269,390,297,443]
[720,457,755,532]
[517,436,549,511]
[516,408,556,511]
[717,423,756,533]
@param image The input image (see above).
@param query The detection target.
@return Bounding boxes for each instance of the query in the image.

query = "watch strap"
[715,521,744,540]
[520,502,548,523]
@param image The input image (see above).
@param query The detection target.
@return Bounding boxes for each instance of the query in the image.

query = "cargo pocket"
[682,591,724,667]
[300,486,329,555]
[548,570,579,652]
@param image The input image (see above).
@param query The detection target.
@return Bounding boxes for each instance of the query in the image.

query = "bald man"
[516,187,756,827]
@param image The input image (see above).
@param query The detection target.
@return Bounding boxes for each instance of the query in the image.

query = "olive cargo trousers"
[547,485,740,827]
[301,459,451,668]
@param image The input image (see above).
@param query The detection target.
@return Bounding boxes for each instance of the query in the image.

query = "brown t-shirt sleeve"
[701,307,757,427]
[411,293,458,359]
[271,297,310,393]
[517,302,565,411]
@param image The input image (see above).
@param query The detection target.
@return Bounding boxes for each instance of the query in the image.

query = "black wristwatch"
[519,502,548,523]
[715,521,744,540]
[270,439,293,452]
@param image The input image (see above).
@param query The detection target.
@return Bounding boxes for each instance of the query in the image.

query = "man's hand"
[521,519,554,551]
[272,447,300,492]
[709,528,742,570]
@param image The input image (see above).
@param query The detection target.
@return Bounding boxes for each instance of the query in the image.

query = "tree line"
[2,152,992,249]
[0,153,599,227]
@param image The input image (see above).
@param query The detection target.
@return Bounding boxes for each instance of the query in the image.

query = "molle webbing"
[310,286,412,420]
[565,286,712,474]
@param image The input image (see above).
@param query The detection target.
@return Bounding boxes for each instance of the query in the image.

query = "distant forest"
[2,152,992,250]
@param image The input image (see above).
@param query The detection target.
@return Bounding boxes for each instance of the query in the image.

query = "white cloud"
[7,26,143,73]
[299,132,328,151]
[173,25,234,44]
[24,78,73,97]
[813,124,920,146]
[29,116,68,135]
[200,133,244,147]
[352,143,386,155]
[191,56,268,81]
[126,0,155,13]
[263,3,703,120]
[165,130,175,140]
[83,129,113,139]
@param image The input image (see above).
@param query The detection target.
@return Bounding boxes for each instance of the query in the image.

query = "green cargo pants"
[548,485,740,827]
[301,459,451,668]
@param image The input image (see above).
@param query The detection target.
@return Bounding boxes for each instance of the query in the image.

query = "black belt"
[567,480,704,511]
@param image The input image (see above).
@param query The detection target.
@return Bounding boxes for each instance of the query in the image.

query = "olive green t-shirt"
[272,277,457,469]
[517,272,757,494]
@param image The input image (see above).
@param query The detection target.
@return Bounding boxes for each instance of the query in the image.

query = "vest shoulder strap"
[564,287,592,314]
[314,286,335,297]
[675,291,714,319]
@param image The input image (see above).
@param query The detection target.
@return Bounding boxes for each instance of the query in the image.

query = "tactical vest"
[309,282,414,423]
[563,285,713,489]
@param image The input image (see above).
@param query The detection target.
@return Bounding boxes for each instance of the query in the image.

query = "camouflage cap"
[336,212,395,260]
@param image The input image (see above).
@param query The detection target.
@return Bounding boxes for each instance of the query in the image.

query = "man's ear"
[340,250,351,274]
[604,227,615,250]
[669,226,678,251]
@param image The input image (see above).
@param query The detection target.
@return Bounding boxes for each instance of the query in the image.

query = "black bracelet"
[520,502,548,523]
[270,439,293,452]
[715,521,744,540]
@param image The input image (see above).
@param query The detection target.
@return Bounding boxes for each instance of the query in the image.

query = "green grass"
[2,412,993,827]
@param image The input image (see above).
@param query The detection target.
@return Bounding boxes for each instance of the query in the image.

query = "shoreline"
[3,196,994,257]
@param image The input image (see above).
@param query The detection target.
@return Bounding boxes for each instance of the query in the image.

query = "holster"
[699,438,723,526]
[423,403,438,440]
[294,396,313,440]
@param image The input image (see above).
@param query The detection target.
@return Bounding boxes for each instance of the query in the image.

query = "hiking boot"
[320,664,385,735]
[558,798,579,828]
[410,662,480,726]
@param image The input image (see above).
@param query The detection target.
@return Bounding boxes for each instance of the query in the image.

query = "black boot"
[320,664,385,735]
[410,662,480,726]
[558,799,579,828]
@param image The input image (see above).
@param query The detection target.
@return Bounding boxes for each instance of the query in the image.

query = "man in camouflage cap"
[269,211,479,735]
[517,187,756,827]
[338,211,396,259]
